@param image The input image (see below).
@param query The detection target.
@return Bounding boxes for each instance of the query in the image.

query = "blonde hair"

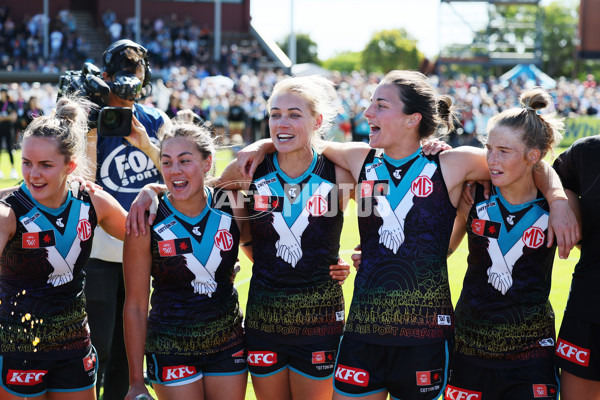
[267,75,341,139]
[23,95,92,178]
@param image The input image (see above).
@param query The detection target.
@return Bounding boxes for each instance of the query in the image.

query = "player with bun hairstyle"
[0,96,127,399]
[234,71,578,400]
[445,87,568,400]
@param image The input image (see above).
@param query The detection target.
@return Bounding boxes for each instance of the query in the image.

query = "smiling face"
[364,83,421,153]
[160,136,212,204]
[485,125,540,190]
[21,136,76,208]
[268,91,322,155]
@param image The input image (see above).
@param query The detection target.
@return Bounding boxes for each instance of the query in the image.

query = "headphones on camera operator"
[98,39,153,137]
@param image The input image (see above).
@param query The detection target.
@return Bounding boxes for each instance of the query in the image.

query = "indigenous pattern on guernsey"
[245,151,344,345]
[147,187,243,356]
[96,103,164,210]
[344,148,456,346]
[0,185,97,359]
[454,185,556,366]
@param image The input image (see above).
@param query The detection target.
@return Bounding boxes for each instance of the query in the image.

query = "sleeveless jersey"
[245,151,344,344]
[96,103,164,210]
[344,148,456,346]
[0,185,97,359]
[147,187,243,356]
[455,185,556,366]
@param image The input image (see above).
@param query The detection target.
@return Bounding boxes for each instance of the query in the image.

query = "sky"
[249,0,557,61]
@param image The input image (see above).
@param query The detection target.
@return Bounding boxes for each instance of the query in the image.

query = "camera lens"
[102,109,122,130]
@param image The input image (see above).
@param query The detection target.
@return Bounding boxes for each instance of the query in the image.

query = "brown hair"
[486,87,564,160]
[380,70,455,139]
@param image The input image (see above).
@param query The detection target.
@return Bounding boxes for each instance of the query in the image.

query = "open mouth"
[277,134,294,143]
[368,123,381,137]
[172,180,188,189]
[30,183,47,190]
[490,169,503,177]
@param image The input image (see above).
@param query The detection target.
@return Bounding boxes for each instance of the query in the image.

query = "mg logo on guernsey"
[247,351,277,366]
[522,226,545,249]
[77,219,92,241]
[335,365,369,387]
[214,229,233,251]
[306,195,328,216]
[411,176,433,197]
[162,365,197,381]
[445,385,482,400]
[7,369,47,386]
[556,338,590,366]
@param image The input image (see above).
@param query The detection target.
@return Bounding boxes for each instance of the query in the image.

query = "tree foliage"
[278,33,320,65]
[541,1,578,78]
[322,51,361,73]
[360,29,424,73]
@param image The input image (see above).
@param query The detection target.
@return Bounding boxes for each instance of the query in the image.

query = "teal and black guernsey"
[147,187,243,356]
[246,151,344,344]
[455,185,556,367]
[0,185,97,359]
[345,148,456,346]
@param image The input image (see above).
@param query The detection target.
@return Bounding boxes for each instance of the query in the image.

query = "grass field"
[0,147,578,400]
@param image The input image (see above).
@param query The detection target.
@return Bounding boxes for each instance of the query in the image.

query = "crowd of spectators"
[0,10,599,164]
[0,67,598,157]
[0,5,90,72]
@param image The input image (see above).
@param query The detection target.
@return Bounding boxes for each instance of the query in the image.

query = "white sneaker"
[10,169,18,179]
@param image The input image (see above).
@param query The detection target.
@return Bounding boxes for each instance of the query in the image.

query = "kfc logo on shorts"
[247,351,277,367]
[556,338,590,366]
[162,365,197,381]
[7,369,47,386]
[445,385,482,400]
[416,369,442,386]
[335,364,369,387]
[532,384,558,398]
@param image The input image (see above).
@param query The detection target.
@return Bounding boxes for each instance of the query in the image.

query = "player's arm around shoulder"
[0,203,16,256]
[88,188,127,241]
[318,139,370,181]
[439,146,490,207]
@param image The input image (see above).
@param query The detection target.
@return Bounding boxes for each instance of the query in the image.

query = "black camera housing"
[57,62,143,136]
[98,107,133,137]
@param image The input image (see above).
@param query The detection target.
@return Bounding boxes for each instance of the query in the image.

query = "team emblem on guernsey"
[476,198,548,295]
[254,175,333,268]
[365,157,437,254]
[20,201,92,287]
[154,208,232,297]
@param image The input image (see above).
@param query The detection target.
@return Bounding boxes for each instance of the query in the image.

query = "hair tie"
[524,105,535,112]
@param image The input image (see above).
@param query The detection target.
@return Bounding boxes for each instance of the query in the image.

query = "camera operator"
[84,39,168,400]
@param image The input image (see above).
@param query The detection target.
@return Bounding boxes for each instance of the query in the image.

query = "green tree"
[322,51,361,73]
[360,29,424,73]
[541,0,579,78]
[278,33,320,65]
